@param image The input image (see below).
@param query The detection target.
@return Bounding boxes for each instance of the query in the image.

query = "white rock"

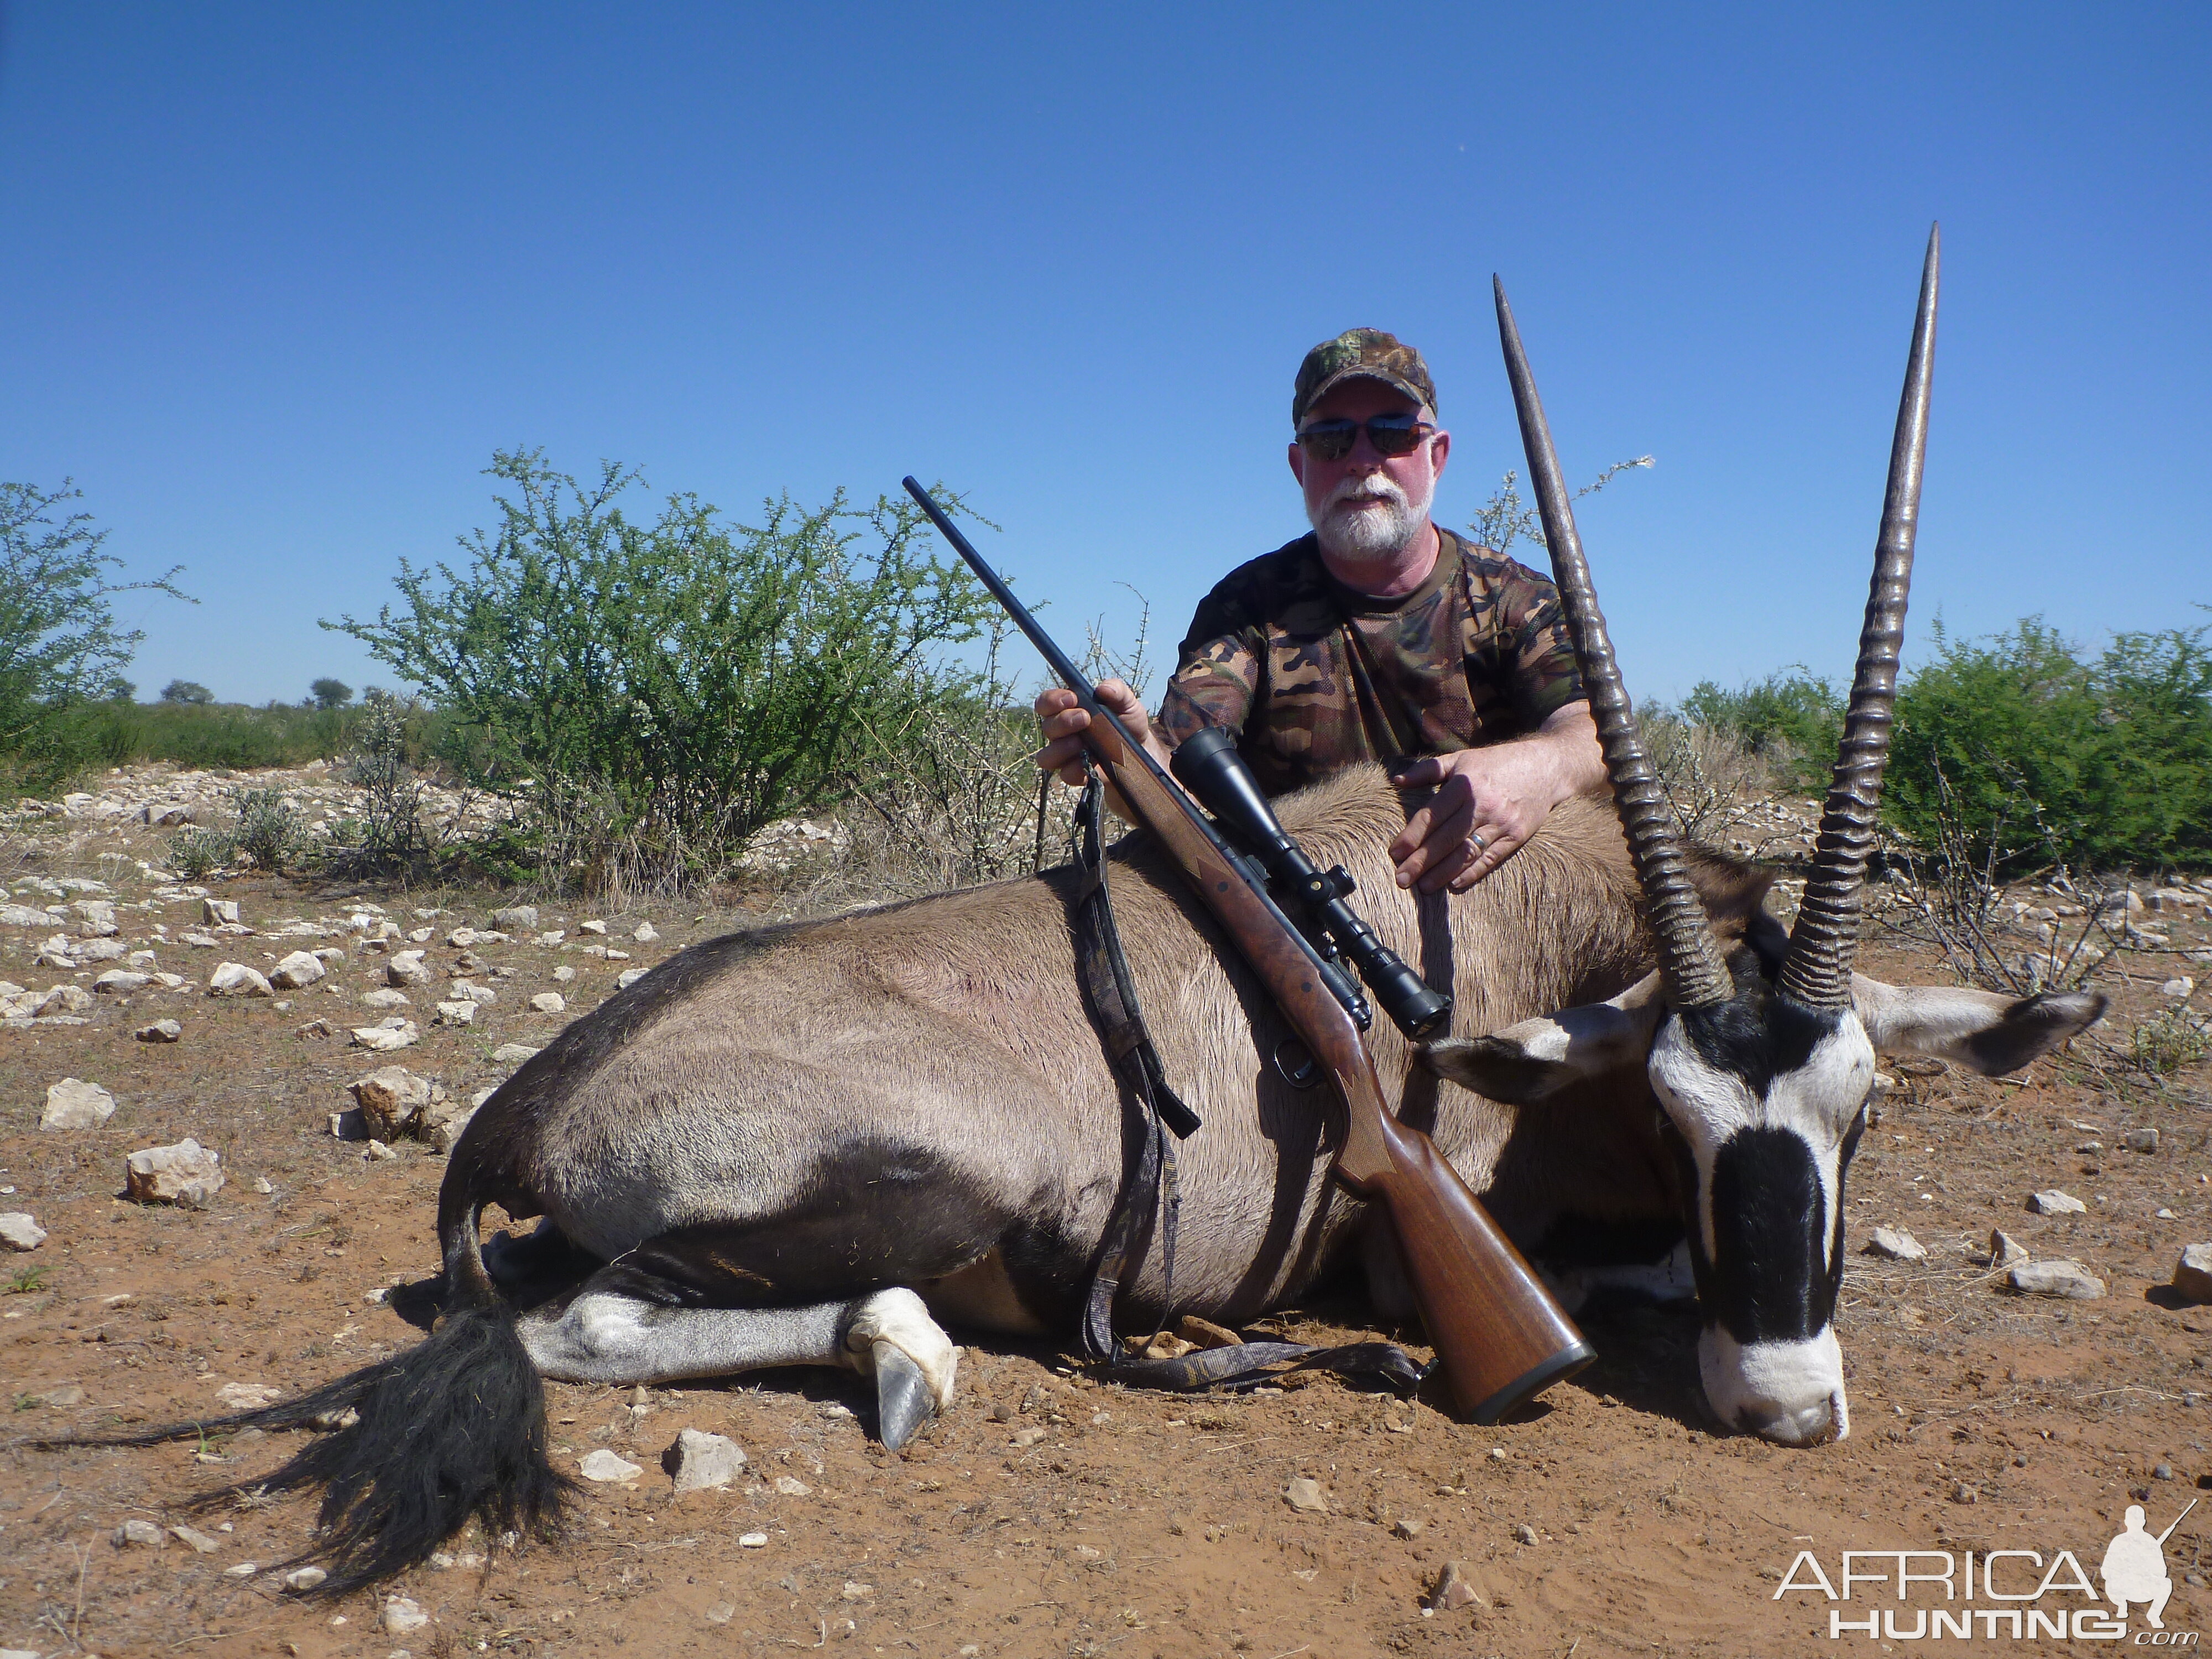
[580,919,607,935]
[217,1381,283,1409]
[435,1000,476,1026]
[633,921,659,943]
[0,901,56,926]
[222,1561,258,1578]
[330,1108,368,1141]
[92,969,152,995]
[528,992,566,1014]
[1865,1227,1927,1261]
[446,927,479,948]
[422,1103,478,1154]
[2028,1189,2087,1215]
[738,1531,768,1548]
[617,968,646,990]
[773,1474,811,1496]
[2175,1243,2212,1304]
[207,962,273,998]
[348,1066,433,1138]
[126,1138,225,1207]
[491,1043,540,1066]
[364,1138,399,1161]
[37,984,94,1016]
[551,964,575,983]
[387,951,432,988]
[452,980,497,1004]
[490,906,539,933]
[2159,977,2194,999]
[350,1020,420,1052]
[579,1448,643,1483]
[665,1427,748,1491]
[2122,1128,2161,1154]
[114,1517,166,1547]
[269,950,326,990]
[170,1523,221,1553]
[75,937,127,963]
[384,1595,430,1635]
[1987,1229,2030,1269]
[135,1019,184,1043]
[1284,1477,1328,1513]
[0,1213,47,1250]
[283,1566,327,1592]
[2008,1259,2105,1300]
[42,1077,117,1130]
[359,987,412,1010]
[202,898,240,926]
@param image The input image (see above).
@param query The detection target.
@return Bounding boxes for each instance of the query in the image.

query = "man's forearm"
[1527,701,1606,805]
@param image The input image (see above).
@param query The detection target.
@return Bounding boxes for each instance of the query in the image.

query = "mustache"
[1322,473,1408,514]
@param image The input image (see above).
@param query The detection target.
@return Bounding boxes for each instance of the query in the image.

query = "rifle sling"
[1068,769,1427,1401]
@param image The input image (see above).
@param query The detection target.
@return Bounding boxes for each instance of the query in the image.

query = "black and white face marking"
[1647,971,1874,1446]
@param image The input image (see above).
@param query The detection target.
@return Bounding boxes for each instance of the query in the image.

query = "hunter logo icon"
[2105,1500,2197,1631]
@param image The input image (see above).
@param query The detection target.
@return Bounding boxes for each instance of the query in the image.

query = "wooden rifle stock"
[901,479,1593,1422]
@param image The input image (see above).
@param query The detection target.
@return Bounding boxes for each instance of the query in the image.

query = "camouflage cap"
[1291,328,1438,428]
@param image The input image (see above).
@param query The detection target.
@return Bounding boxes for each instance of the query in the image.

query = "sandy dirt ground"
[3,780,2209,1658]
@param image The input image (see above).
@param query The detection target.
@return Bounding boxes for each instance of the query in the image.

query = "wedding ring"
[1469,830,1488,858]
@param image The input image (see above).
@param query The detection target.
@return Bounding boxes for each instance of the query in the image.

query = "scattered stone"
[664,1427,748,1491]
[36,984,95,1016]
[0,901,57,926]
[580,919,607,935]
[202,898,240,926]
[446,927,480,948]
[359,987,412,1010]
[2028,1190,2087,1216]
[35,1384,84,1407]
[1430,1560,1482,1611]
[126,1138,225,1207]
[616,968,646,990]
[330,1108,368,1141]
[170,1524,222,1553]
[633,921,659,943]
[92,969,153,995]
[41,1077,117,1130]
[1392,1517,1425,1539]
[1284,1478,1328,1513]
[253,1176,273,1193]
[222,1561,258,1578]
[349,1020,421,1053]
[773,1474,812,1496]
[705,1600,736,1624]
[2122,1128,2161,1154]
[348,1066,434,1139]
[283,1566,327,1592]
[364,1138,399,1162]
[0,1213,46,1251]
[1949,1481,1979,1505]
[387,950,432,987]
[2154,1463,2176,1480]
[2159,977,2195,999]
[294,1016,334,1039]
[435,999,477,1026]
[1986,1230,2031,1269]
[491,1043,540,1066]
[269,950,326,990]
[208,962,273,998]
[551,964,576,983]
[420,1100,477,1154]
[114,1518,166,1548]
[384,1596,430,1636]
[528,992,566,1014]
[2007,1259,2106,1300]
[738,1531,769,1548]
[579,1449,643,1483]
[135,1019,183,1044]
[451,979,497,1005]
[1010,1426,1047,1447]
[490,906,539,933]
[841,1581,873,1601]
[2174,1243,2212,1304]
[1865,1227,1927,1261]
[1512,1522,1540,1545]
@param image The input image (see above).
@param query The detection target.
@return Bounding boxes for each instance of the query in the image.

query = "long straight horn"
[1494,276,1730,1011]
[1780,225,1940,1008]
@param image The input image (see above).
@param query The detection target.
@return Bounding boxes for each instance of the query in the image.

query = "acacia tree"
[0,482,190,787]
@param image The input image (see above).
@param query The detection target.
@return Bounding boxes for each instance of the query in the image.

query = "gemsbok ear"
[1851,977,2108,1077]
[1420,973,1666,1104]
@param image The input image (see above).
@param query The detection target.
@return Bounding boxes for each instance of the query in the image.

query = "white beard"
[1308,468,1433,564]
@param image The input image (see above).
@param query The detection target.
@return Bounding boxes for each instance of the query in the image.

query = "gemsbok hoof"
[871,1343,935,1450]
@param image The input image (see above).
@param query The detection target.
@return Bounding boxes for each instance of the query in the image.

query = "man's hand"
[1033,680,1171,786]
[1388,702,1604,893]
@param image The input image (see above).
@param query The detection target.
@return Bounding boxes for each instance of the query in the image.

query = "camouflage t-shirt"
[1156,528,1585,796]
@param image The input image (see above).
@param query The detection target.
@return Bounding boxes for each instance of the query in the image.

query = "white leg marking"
[518,1291,850,1385]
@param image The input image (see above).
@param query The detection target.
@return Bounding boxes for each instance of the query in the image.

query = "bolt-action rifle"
[903,477,1594,1423]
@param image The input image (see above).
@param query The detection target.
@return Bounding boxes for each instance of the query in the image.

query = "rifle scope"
[1170,727,1452,1041]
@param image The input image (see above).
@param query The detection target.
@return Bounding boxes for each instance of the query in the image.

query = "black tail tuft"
[29,1299,572,1594]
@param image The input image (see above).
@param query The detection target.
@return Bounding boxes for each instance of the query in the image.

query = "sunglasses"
[1293,414,1436,462]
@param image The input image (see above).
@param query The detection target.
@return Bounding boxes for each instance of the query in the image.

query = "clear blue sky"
[3,3,2205,709]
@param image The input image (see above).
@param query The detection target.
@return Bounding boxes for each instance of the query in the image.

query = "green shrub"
[325,451,997,894]
[1887,618,2212,874]
[229,785,303,873]
[1678,670,1843,791]
[167,826,237,880]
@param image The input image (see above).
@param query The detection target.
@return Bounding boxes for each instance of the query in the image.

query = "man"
[1037,328,1605,893]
